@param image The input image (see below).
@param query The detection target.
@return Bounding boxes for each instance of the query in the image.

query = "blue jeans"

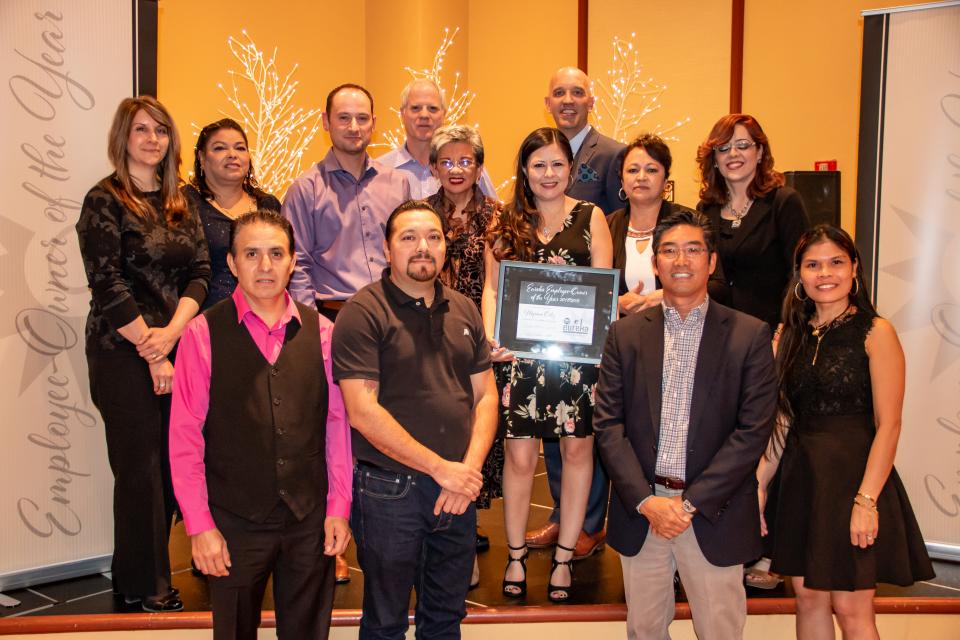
[352,463,476,640]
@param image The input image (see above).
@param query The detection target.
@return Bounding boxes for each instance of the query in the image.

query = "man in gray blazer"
[526,66,626,559]
[594,209,777,639]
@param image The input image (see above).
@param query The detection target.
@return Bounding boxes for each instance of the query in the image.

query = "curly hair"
[101,96,188,226]
[488,127,572,262]
[696,114,784,206]
[191,118,263,201]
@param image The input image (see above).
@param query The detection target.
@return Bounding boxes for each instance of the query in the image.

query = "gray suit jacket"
[567,127,626,214]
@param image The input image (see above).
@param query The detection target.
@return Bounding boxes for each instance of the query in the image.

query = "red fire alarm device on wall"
[815,160,837,171]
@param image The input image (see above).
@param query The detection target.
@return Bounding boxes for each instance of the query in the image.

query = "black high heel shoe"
[501,543,528,598]
[548,543,575,603]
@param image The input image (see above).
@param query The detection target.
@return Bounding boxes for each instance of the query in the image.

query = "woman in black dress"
[76,97,210,611]
[757,225,933,638]
[185,118,281,309]
[483,128,613,602]
[427,123,504,588]
[608,134,728,315]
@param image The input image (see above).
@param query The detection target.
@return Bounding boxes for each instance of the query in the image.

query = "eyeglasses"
[656,245,708,260]
[713,140,757,154]
[437,158,476,170]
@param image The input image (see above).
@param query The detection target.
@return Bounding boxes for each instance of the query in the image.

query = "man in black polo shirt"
[333,199,498,640]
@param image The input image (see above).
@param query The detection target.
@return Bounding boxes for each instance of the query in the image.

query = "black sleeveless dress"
[771,310,934,590]
[495,201,599,439]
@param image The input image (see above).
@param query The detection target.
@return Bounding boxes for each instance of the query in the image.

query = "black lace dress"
[771,309,934,590]
[496,201,599,439]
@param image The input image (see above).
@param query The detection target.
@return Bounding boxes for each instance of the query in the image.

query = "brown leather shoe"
[525,521,560,548]
[335,554,351,584]
[573,528,606,560]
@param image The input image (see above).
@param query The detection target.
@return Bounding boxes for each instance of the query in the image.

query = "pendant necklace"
[810,303,852,365]
[726,199,754,228]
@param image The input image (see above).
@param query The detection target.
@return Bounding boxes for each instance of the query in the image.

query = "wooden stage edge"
[1,598,958,634]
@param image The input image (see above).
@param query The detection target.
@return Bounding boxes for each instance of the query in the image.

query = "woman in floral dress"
[482,127,613,602]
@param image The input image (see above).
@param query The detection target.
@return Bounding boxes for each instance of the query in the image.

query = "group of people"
[74,64,934,640]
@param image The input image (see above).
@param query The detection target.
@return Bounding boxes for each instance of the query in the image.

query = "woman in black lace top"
[184,118,280,309]
[756,225,932,638]
[76,97,210,612]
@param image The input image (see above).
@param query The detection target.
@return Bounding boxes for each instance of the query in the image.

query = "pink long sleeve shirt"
[169,288,352,536]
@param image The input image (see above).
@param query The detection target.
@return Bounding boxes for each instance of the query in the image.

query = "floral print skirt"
[494,358,598,439]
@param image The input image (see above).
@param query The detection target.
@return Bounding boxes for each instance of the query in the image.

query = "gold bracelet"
[854,497,878,513]
[856,491,877,506]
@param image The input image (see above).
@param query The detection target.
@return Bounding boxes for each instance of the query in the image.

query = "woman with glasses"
[185,118,281,310]
[608,133,728,316]
[483,127,613,603]
[426,124,504,589]
[696,114,810,590]
[696,114,810,329]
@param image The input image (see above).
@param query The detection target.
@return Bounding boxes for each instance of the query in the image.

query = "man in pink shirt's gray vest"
[170,211,352,640]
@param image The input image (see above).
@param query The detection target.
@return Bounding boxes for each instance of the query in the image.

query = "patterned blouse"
[76,178,211,354]
[427,186,500,309]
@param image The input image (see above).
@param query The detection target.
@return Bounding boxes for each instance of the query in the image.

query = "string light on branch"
[374,27,477,150]
[593,33,691,144]
[192,30,322,198]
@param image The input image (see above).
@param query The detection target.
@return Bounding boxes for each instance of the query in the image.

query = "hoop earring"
[851,277,860,297]
[618,187,627,202]
[794,281,808,301]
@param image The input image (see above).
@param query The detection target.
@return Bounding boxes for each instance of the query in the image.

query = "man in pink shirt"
[170,210,351,640]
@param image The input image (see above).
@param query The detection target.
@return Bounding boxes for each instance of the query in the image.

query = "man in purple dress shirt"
[283,83,411,322]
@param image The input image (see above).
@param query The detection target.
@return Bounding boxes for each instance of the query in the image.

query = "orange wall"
[588,0,732,209]
[468,0,579,193]
[156,0,923,222]
[742,0,933,232]
[157,0,576,199]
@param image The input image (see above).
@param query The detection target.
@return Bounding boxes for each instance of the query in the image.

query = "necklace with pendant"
[810,303,852,365]
[726,198,754,228]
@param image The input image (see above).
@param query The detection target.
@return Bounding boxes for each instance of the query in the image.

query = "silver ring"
[866,535,873,540]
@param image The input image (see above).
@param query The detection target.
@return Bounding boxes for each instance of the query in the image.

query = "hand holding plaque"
[494,261,619,364]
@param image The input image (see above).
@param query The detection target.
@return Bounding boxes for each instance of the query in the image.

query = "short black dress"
[496,201,599,440]
[771,309,934,590]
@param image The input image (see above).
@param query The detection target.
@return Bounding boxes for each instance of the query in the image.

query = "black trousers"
[88,351,176,597]
[209,502,336,640]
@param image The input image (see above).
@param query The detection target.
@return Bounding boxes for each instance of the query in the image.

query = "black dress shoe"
[476,531,490,552]
[141,592,184,613]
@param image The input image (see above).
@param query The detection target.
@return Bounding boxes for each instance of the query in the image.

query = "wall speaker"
[784,170,841,228]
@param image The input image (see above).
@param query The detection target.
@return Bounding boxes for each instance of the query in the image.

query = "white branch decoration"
[197,30,323,198]
[375,27,478,150]
[593,33,691,144]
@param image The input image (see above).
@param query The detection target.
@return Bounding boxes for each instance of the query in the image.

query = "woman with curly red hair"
[696,114,810,329]
[696,114,811,590]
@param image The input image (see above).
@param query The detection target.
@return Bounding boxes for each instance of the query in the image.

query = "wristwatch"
[681,495,697,514]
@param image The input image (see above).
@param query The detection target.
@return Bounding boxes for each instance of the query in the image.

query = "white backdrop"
[0,0,133,589]
[873,2,960,557]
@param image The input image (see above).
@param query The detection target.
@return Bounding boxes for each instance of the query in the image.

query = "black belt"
[654,475,686,490]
